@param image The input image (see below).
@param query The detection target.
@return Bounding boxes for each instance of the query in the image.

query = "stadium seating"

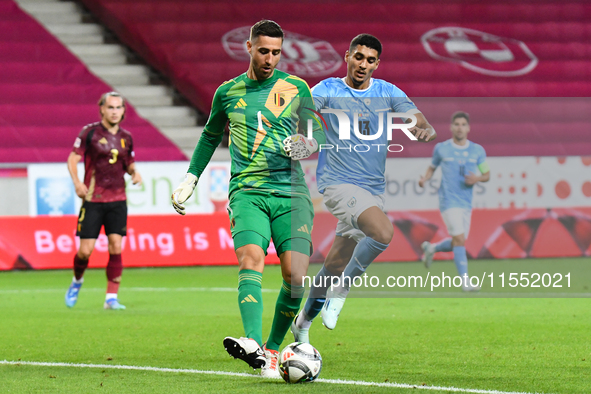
[1,0,186,163]
[78,0,591,158]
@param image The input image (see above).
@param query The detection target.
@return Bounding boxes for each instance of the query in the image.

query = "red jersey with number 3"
[72,122,135,202]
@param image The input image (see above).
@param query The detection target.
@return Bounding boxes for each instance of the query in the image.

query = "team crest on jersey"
[274,93,286,107]
[265,79,298,118]
[121,139,125,148]
[421,27,538,77]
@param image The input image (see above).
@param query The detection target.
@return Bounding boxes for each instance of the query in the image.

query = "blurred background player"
[65,92,142,310]
[418,111,490,291]
[292,34,436,342]
[170,20,324,378]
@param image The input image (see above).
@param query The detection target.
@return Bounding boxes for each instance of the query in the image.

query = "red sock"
[106,254,123,294]
[73,255,89,280]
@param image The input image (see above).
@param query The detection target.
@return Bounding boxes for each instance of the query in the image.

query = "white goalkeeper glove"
[283,134,318,160]
[171,173,198,215]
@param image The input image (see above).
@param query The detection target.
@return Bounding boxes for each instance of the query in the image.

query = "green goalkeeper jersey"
[188,70,325,198]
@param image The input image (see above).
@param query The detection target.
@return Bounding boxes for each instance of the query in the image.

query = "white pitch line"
[0,360,544,394]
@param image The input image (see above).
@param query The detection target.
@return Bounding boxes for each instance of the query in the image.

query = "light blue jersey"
[431,139,488,211]
[312,77,419,195]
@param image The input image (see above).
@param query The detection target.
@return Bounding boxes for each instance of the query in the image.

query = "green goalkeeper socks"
[265,280,304,351]
[238,269,264,346]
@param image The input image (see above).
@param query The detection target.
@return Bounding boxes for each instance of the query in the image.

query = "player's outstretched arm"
[170,131,215,215]
[171,128,219,215]
[408,113,436,142]
[283,134,318,160]
[173,126,221,215]
[171,173,198,215]
[172,86,227,215]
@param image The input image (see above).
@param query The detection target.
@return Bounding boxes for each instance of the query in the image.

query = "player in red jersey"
[65,92,142,310]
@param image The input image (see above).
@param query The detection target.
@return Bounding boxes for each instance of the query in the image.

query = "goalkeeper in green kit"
[171,20,325,379]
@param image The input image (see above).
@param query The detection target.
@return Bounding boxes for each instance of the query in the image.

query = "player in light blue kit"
[418,111,490,291]
[291,34,436,342]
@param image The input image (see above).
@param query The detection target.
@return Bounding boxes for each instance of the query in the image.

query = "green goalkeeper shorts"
[228,189,314,257]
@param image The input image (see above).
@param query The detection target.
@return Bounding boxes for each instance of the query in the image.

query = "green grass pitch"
[0,258,589,393]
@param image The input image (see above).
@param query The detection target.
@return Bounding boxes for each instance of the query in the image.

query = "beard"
[255,65,274,80]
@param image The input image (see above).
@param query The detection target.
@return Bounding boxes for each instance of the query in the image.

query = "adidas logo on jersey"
[297,224,310,234]
[234,98,247,109]
[240,294,258,303]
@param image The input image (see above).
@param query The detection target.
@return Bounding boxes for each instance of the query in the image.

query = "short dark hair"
[250,19,283,42]
[349,34,382,58]
[451,111,470,123]
[98,91,126,107]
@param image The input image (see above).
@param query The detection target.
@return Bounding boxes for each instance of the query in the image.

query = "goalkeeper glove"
[283,134,318,160]
[171,173,198,215]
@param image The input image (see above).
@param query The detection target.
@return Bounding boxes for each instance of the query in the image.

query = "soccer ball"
[278,342,322,383]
